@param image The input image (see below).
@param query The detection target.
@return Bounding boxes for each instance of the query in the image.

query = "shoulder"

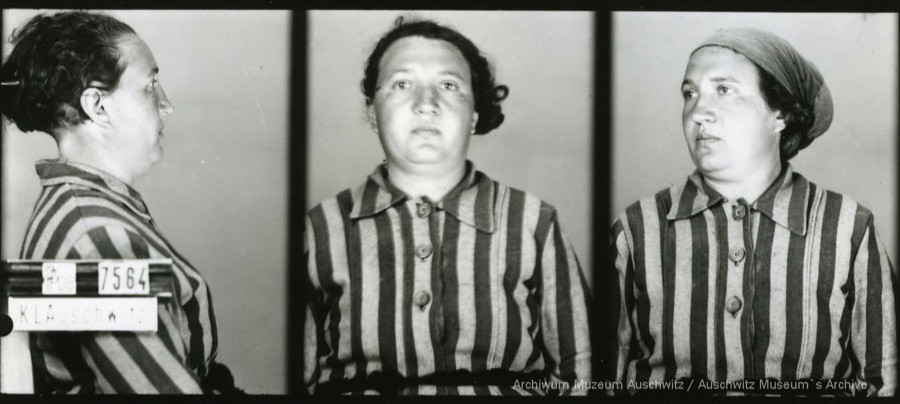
[35,182,139,229]
[307,184,362,217]
[801,174,873,219]
[801,176,875,242]
[493,180,561,221]
[23,183,148,259]
[614,183,681,226]
[304,183,363,240]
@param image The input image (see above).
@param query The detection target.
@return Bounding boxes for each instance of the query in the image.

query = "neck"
[55,128,136,186]
[385,161,467,202]
[702,160,783,204]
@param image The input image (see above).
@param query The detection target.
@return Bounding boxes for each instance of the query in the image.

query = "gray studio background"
[612,12,898,263]
[307,11,595,278]
[1,10,289,393]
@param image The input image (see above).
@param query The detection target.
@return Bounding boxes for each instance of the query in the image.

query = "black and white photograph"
[608,12,897,396]
[0,5,898,399]
[1,9,290,393]
[304,10,594,395]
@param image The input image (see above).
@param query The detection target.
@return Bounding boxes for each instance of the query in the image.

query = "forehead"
[683,46,760,82]
[378,36,470,77]
[116,34,158,79]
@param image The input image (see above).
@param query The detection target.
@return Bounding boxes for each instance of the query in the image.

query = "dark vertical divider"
[592,10,613,392]
[287,9,308,395]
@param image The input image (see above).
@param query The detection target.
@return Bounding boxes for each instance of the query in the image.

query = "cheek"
[681,102,695,123]
[375,98,409,124]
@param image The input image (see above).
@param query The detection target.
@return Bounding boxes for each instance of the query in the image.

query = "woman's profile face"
[368,36,479,173]
[102,34,175,179]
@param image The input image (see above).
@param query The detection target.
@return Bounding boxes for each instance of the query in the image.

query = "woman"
[304,17,592,395]
[608,27,895,396]
[1,11,238,394]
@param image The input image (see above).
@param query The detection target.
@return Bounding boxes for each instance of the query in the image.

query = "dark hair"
[1,11,135,134]
[755,66,815,162]
[361,18,509,135]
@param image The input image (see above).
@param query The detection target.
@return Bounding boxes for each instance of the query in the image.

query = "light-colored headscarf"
[693,27,833,154]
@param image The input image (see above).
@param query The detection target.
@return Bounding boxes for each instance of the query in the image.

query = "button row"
[413,200,434,311]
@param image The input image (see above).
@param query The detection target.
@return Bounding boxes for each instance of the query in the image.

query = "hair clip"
[1,80,21,86]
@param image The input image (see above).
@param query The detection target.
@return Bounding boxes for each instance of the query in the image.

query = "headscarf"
[693,27,833,153]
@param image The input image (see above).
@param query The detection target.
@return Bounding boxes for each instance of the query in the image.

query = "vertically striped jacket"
[304,162,592,395]
[609,165,896,396]
[21,160,217,393]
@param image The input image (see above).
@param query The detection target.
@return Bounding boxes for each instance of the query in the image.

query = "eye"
[681,89,696,101]
[392,80,411,90]
[717,85,734,96]
[439,81,459,91]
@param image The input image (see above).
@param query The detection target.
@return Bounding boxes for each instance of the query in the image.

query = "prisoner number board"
[10,260,157,332]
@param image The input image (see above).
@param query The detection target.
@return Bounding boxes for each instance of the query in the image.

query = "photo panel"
[303,9,596,395]
[609,11,898,396]
[1,9,291,393]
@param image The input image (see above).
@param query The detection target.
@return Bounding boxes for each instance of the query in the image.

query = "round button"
[414,291,431,308]
[729,247,746,263]
[416,202,432,218]
[733,206,746,220]
[415,244,433,261]
[726,296,742,314]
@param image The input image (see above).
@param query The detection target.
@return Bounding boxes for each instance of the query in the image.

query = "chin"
[407,152,446,164]
[693,157,727,175]
[148,151,162,167]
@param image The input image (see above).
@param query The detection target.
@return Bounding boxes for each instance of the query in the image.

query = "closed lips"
[413,127,440,135]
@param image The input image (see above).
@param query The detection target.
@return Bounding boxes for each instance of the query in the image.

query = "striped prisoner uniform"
[304,162,592,395]
[609,165,896,396]
[21,160,217,393]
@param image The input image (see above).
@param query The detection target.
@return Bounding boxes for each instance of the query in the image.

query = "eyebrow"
[710,76,740,84]
[439,70,466,81]
[681,76,740,88]
[384,68,467,81]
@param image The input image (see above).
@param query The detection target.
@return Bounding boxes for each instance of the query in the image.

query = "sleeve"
[537,207,592,396]
[849,213,897,397]
[608,217,634,395]
[44,224,204,394]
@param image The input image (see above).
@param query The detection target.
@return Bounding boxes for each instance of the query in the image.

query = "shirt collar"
[667,164,809,236]
[349,160,497,233]
[35,159,151,219]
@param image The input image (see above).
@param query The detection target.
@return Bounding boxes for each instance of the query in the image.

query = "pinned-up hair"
[1,11,135,134]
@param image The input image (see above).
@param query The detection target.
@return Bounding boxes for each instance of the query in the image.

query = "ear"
[366,104,379,134]
[470,111,479,134]
[80,87,110,126]
[772,110,787,136]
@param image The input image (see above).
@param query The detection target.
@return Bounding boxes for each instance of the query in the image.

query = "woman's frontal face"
[370,36,479,171]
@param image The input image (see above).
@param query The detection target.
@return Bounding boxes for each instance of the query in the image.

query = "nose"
[688,93,714,125]
[413,86,439,116]
[157,85,175,116]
